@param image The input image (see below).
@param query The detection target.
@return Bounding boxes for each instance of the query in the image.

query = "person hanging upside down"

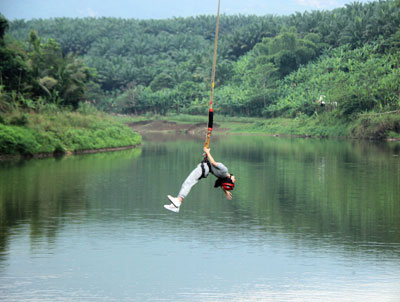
[164,147,236,213]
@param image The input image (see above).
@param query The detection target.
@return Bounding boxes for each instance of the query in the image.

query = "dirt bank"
[128,120,229,135]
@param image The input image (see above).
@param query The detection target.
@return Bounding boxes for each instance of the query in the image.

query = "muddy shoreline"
[128,120,229,135]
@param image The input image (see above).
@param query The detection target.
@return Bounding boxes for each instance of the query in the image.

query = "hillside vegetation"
[1,0,400,151]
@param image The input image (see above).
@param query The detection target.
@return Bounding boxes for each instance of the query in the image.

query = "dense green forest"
[1,0,400,144]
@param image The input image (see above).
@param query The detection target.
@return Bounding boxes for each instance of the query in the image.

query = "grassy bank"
[220,115,350,138]
[219,113,400,140]
[4,108,396,159]
[0,109,141,157]
[127,112,400,140]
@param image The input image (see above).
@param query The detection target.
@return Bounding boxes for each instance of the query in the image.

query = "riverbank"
[2,110,399,160]
[126,113,400,141]
[128,119,229,135]
[0,110,142,159]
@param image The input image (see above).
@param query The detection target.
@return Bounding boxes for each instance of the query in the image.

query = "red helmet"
[214,175,235,191]
[222,180,235,191]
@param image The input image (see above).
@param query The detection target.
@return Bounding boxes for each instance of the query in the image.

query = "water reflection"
[0,135,400,301]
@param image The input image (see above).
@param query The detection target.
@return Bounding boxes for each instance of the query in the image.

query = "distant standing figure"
[317,95,326,108]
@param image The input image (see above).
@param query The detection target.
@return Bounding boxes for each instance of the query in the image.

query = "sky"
[0,0,373,20]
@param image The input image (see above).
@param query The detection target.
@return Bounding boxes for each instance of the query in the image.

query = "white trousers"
[178,163,210,199]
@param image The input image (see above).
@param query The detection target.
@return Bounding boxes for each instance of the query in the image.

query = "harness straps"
[198,156,212,180]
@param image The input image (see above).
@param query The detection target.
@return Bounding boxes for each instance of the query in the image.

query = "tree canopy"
[1,0,399,118]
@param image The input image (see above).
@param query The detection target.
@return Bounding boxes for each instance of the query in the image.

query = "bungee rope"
[204,0,221,149]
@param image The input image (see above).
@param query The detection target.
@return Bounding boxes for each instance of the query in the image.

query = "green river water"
[1,134,399,301]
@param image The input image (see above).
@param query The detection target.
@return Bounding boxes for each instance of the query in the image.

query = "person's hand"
[203,147,210,154]
[224,190,232,200]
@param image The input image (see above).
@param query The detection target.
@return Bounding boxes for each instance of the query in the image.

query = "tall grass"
[350,112,400,139]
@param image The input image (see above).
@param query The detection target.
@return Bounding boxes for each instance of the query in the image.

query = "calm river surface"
[1,134,400,302]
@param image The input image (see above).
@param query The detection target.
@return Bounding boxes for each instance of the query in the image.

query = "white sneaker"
[167,195,182,208]
[164,203,180,213]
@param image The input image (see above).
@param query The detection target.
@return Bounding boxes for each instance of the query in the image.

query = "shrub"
[0,124,40,155]
[9,114,28,126]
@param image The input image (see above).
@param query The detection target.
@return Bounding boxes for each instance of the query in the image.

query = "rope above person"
[204,0,220,149]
